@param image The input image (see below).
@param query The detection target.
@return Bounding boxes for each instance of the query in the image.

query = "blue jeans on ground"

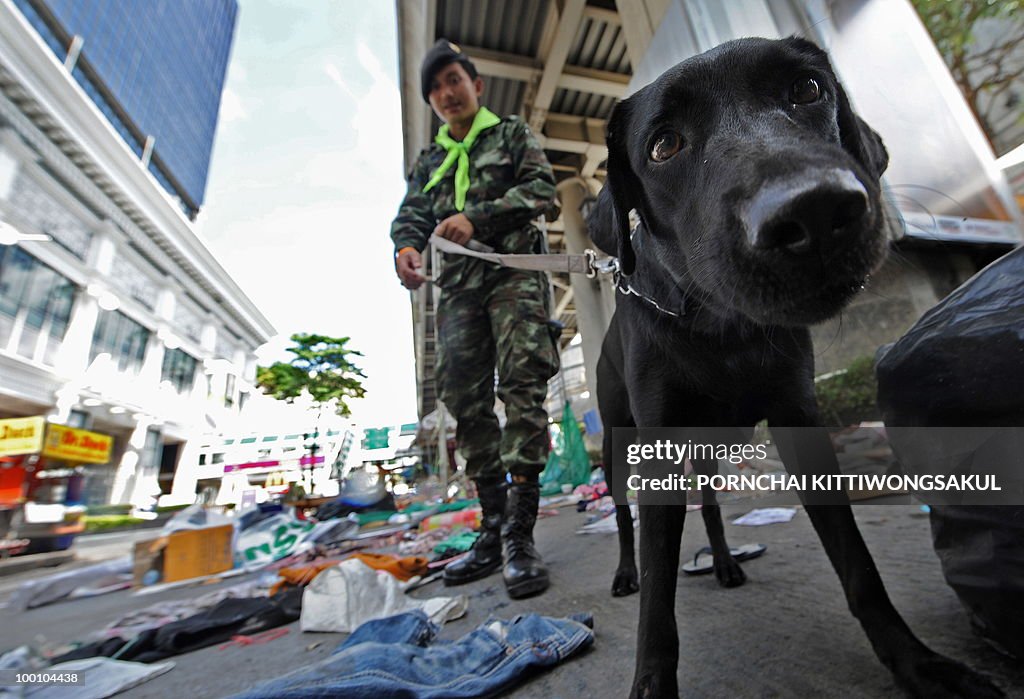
[230,610,594,699]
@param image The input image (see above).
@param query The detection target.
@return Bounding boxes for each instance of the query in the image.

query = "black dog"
[590,37,1002,698]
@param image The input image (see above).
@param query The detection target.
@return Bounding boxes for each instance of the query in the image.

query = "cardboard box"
[133,524,234,586]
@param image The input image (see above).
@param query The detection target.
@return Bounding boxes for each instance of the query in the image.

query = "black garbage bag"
[876,245,1024,425]
[875,244,1024,659]
[928,505,1024,659]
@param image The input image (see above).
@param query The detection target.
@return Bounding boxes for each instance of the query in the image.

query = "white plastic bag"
[300,559,466,633]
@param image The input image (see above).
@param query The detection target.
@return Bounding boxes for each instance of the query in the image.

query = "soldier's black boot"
[443,478,506,586]
[502,476,549,598]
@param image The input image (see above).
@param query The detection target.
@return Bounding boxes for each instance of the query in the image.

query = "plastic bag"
[161,503,234,533]
[235,511,316,567]
[876,245,1024,425]
[299,559,466,633]
[875,244,1024,659]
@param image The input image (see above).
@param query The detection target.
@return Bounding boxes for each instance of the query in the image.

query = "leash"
[427,234,683,317]
[429,234,608,278]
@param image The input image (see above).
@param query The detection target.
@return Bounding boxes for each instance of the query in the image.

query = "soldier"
[390,39,560,599]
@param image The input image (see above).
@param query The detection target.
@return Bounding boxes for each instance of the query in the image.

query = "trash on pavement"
[681,543,767,575]
[299,558,467,633]
[731,508,797,526]
[877,245,1024,659]
[235,513,315,567]
[577,505,637,535]
[104,579,269,639]
[6,657,175,699]
[132,525,234,587]
[268,559,344,596]
[0,645,46,674]
[431,530,478,558]
[217,627,290,650]
[229,610,595,699]
[49,588,303,665]
[540,402,592,495]
[417,508,481,531]
[4,556,133,611]
[162,503,234,533]
[348,552,429,581]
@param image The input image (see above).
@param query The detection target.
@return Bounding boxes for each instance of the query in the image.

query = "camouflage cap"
[421,38,478,103]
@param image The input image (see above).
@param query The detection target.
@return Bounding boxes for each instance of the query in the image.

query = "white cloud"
[202,2,416,427]
[297,45,404,197]
[324,61,358,101]
[226,60,247,85]
[219,86,247,123]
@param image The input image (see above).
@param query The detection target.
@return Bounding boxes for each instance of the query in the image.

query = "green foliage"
[256,333,367,417]
[85,504,133,516]
[83,514,146,532]
[815,356,881,428]
[910,0,1024,150]
[155,504,191,514]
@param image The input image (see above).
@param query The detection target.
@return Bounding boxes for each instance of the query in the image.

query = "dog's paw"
[894,651,1003,699]
[630,672,679,699]
[612,566,640,597]
[714,556,747,588]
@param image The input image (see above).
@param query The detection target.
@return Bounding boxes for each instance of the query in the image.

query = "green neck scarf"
[422,106,501,211]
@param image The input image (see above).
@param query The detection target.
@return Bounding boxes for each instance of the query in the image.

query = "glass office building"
[12,0,238,218]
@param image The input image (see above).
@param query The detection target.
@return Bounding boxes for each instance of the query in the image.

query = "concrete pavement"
[2,502,1022,698]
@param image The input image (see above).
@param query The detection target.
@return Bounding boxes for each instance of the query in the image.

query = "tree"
[256,333,367,417]
[911,0,1024,155]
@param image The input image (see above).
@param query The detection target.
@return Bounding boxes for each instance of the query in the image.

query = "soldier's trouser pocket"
[495,304,559,388]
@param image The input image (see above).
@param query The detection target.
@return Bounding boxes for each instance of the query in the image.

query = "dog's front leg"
[771,426,1003,698]
[632,505,685,699]
[613,503,640,596]
[693,457,746,588]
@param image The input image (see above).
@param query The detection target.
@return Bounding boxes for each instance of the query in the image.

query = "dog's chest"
[640,323,801,405]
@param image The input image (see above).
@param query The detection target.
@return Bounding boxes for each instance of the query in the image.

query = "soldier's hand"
[434,213,475,246]
[396,249,426,290]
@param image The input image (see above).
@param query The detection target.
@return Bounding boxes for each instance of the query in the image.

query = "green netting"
[540,402,592,493]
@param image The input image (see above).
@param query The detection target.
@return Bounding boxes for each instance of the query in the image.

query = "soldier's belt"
[428,234,618,278]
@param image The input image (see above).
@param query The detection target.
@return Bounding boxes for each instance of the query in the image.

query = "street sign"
[362,427,391,450]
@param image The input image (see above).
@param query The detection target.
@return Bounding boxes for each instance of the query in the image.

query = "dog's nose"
[742,169,868,253]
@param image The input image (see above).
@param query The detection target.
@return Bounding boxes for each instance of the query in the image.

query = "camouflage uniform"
[391,115,560,481]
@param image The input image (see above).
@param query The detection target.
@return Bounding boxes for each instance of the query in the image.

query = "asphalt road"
[0,529,156,600]
[2,503,1022,698]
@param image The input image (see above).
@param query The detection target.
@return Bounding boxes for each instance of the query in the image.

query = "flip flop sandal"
[681,543,767,575]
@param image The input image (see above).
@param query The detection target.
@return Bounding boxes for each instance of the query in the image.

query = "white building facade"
[0,1,275,506]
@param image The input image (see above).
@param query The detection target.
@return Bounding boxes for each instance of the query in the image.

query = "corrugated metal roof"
[551,88,615,119]
[435,0,549,56]
[481,76,527,120]
[569,15,630,74]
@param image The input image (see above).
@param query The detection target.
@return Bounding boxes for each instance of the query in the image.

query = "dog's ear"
[599,97,641,275]
[585,186,619,256]
[835,81,888,181]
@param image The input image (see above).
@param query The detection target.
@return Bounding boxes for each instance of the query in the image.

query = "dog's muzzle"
[741,169,869,254]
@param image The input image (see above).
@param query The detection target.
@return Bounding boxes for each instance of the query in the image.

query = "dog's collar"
[615,272,684,318]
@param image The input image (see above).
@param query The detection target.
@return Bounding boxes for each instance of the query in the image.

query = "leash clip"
[585,249,619,279]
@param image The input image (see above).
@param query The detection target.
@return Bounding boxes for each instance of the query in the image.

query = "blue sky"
[196,0,418,428]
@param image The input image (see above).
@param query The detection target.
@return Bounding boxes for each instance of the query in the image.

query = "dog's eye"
[649,131,683,162]
[790,77,820,105]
